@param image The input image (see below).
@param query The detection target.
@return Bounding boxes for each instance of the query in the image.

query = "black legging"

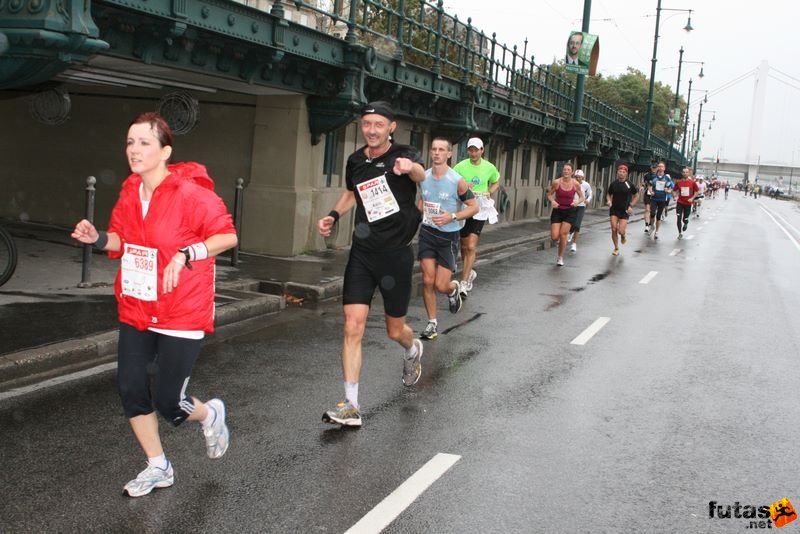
[676,203,692,232]
[117,323,203,426]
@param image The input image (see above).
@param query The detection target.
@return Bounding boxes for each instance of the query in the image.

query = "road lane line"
[570,317,610,346]
[0,362,117,402]
[686,235,695,240]
[345,453,461,534]
[760,206,800,252]
[761,202,800,236]
[669,249,681,256]
[696,226,703,231]
[639,271,659,284]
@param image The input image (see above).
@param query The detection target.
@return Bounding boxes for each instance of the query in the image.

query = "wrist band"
[93,231,108,250]
[178,248,193,270]
[328,210,340,223]
[186,242,208,261]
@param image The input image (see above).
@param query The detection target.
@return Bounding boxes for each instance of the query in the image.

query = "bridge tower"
[745,61,769,181]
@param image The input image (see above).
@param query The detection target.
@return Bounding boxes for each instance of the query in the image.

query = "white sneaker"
[123,463,174,497]
[567,232,573,243]
[203,399,230,459]
[556,256,564,266]
[569,243,577,253]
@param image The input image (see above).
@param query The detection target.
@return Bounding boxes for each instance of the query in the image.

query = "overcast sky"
[442,0,800,166]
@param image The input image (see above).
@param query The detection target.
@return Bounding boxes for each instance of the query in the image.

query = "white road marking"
[761,202,800,236]
[759,205,800,252]
[570,317,611,346]
[697,226,704,231]
[703,221,709,225]
[669,249,681,256]
[345,453,461,534]
[686,235,695,240]
[0,362,117,402]
[639,271,659,284]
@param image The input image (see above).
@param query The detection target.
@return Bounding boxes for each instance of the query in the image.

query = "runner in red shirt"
[72,112,238,497]
[673,166,699,239]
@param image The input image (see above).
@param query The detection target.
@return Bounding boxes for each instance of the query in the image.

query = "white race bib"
[121,244,158,301]
[655,181,666,191]
[422,201,441,226]
[357,174,400,222]
[680,186,690,197]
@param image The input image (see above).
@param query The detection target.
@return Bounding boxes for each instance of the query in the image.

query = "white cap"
[467,137,484,149]
[574,169,585,177]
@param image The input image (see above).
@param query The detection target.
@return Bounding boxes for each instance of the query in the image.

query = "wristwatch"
[451,212,458,221]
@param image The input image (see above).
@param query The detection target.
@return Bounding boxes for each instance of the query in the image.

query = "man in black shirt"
[317,101,425,427]
[606,163,639,256]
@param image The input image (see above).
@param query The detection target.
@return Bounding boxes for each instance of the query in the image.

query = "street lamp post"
[668,46,685,163]
[681,78,693,156]
[642,1,694,153]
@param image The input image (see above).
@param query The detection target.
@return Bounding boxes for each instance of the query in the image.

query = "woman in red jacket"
[71,112,238,497]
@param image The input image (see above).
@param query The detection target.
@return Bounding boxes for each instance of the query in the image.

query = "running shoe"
[569,243,577,253]
[612,248,619,256]
[644,225,650,234]
[203,399,229,459]
[420,321,438,340]
[620,233,627,245]
[123,463,174,497]
[556,256,564,266]
[567,232,573,243]
[448,284,463,313]
[322,401,362,427]
[683,222,688,231]
[402,339,423,386]
[464,269,477,292]
[653,233,659,240]
[678,233,683,239]
[458,280,469,299]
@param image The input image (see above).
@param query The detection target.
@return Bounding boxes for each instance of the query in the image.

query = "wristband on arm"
[93,231,108,250]
[328,210,340,223]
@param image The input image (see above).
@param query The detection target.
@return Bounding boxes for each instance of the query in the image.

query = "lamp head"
[683,13,694,32]
[698,64,705,78]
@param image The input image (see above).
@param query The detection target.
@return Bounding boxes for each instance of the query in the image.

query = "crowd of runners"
[70,102,720,498]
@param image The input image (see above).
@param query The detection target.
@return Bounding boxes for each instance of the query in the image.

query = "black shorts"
[459,217,485,238]
[343,244,414,317]
[643,193,652,205]
[418,225,459,271]
[609,207,630,220]
[550,207,577,226]
[572,206,586,232]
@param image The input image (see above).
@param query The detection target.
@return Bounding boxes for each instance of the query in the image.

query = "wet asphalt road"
[1,195,799,533]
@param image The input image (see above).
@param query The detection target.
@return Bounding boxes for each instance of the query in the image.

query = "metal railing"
[286,0,668,151]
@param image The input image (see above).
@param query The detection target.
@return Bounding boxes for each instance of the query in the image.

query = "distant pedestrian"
[317,101,425,427]
[547,162,585,266]
[606,163,639,256]
[452,137,500,297]
[418,138,479,340]
[567,169,593,253]
[71,112,237,497]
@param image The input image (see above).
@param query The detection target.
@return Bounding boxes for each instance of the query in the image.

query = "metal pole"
[643,0,663,148]
[692,101,704,173]
[231,177,244,267]
[78,176,97,288]
[668,46,684,162]
[681,78,693,156]
[572,0,592,122]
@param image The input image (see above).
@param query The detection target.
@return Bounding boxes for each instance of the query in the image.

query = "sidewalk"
[0,209,614,391]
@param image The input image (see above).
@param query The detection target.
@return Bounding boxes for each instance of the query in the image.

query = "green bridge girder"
[0,0,686,169]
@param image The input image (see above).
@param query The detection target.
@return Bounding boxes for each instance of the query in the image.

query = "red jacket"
[107,162,236,333]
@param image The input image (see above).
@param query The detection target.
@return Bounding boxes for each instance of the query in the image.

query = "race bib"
[680,186,690,197]
[357,174,400,222]
[655,181,666,191]
[121,244,158,301]
[423,201,441,226]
